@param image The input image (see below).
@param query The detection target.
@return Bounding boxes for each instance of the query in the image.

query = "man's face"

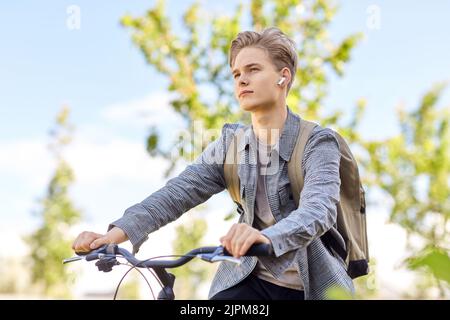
[232,47,282,112]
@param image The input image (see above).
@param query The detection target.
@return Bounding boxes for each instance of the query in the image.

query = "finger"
[73,233,87,251]
[77,237,93,253]
[73,238,86,252]
[73,233,89,252]
[90,236,109,249]
[222,224,238,254]
[229,225,249,257]
[222,234,233,254]
[73,232,102,252]
[72,238,78,250]
[225,225,237,255]
[258,233,271,245]
[233,227,254,258]
[239,232,259,257]
[219,236,228,249]
[73,232,85,251]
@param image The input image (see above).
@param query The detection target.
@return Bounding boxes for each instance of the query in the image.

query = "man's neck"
[251,102,288,146]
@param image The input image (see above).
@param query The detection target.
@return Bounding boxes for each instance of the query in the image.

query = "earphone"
[277,77,286,86]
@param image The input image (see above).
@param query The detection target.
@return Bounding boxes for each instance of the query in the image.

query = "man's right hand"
[72,227,128,253]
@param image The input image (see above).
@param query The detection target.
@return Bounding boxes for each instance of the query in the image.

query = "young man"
[72,27,354,300]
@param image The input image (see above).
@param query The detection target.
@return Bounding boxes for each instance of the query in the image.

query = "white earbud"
[277,77,286,86]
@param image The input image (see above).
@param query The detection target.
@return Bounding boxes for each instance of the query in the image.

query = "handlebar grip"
[85,252,100,261]
[223,243,272,257]
[245,243,272,256]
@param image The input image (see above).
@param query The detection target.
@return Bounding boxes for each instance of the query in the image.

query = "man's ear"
[280,67,292,86]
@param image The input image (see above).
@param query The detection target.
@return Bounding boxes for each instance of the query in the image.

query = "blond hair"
[229,27,298,93]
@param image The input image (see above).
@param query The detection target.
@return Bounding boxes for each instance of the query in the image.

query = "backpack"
[223,118,369,279]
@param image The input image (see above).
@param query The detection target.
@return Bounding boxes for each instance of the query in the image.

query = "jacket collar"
[237,106,301,162]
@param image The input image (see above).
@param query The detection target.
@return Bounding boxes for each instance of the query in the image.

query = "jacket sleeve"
[109,124,238,253]
[261,127,341,257]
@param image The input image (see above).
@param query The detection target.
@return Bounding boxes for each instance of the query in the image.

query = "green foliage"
[325,259,378,300]
[25,106,82,298]
[407,246,450,285]
[363,84,450,298]
[325,285,354,300]
[146,126,159,156]
[171,216,211,299]
[353,258,378,299]
[116,272,141,300]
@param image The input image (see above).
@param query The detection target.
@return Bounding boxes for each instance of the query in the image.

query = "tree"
[120,0,367,299]
[363,84,450,298]
[25,106,82,298]
[121,0,363,169]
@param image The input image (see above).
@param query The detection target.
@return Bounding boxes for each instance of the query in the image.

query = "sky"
[0,1,449,298]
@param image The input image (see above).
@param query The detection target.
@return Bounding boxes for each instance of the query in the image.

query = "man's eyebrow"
[232,63,262,74]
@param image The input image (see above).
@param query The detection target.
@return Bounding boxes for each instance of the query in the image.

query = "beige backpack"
[224,118,369,279]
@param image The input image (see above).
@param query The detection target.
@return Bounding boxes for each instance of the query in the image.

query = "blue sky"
[0,1,449,297]
[1,1,449,141]
[326,1,450,138]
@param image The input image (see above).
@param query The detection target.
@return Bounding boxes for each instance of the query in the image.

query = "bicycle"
[63,243,272,300]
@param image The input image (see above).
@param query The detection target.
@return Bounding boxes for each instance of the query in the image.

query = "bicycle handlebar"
[223,243,272,257]
[64,243,272,269]
[63,243,273,300]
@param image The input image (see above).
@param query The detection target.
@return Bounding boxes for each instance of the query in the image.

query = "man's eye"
[250,68,258,72]
[234,74,240,79]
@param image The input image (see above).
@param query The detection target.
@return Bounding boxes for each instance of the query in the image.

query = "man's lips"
[239,90,254,98]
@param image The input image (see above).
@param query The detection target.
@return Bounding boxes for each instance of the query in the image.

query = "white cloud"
[100,92,184,129]
[66,137,167,185]
[0,139,52,189]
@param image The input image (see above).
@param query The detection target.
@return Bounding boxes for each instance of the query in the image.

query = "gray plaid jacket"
[110,107,354,300]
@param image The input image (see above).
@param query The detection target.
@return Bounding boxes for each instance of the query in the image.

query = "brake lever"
[62,244,112,264]
[63,256,85,264]
[62,252,99,264]
[210,255,242,265]
[197,246,242,265]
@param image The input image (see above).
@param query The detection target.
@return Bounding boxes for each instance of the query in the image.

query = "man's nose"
[239,76,249,86]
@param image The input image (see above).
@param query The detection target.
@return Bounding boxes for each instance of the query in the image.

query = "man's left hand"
[220,223,272,258]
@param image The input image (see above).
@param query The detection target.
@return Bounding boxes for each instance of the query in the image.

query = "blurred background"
[0,0,449,299]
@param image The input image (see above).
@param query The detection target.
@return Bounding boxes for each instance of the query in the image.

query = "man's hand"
[72,227,128,253]
[220,223,272,258]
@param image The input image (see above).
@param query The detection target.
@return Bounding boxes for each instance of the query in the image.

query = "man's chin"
[239,102,257,112]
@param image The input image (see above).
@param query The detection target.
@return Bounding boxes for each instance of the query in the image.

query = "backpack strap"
[287,119,317,206]
[224,129,245,205]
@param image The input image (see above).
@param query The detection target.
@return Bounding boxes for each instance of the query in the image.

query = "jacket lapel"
[236,125,258,225]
